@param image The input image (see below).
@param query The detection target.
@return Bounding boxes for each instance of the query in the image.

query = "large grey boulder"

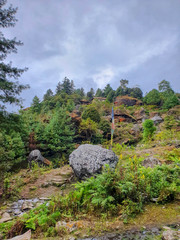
[69,144,118,179]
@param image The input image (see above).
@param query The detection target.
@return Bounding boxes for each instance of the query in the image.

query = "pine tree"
[42,107,75,156]
[0,0,29,109]
[103,84,113,97]
[62,77,74,95]
[56,82,63,95]
[31,96,41,113]
[95,88,103,97]
[43,89,53,101]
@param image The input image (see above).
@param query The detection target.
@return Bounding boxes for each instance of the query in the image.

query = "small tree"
[143,119,156,141]
[120,79,129,90]
[98,118,111,138]
[87,88,95,101]
[43,89,53,101]
[82,105,101,123]
[162,94,179,110]
[31,96,41,113]
[106,90,115,103]
[56,82,63,95]
[158,80,174,94]
[130,87,143,99]
[95,88,103,97]
[144,89,161,106]
[103,84,113,97]
[41,107,75,157]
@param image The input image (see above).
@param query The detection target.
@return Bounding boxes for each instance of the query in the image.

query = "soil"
[18,165,74,199]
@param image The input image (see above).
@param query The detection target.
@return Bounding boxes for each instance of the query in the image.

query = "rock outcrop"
[134,108,148,123]
[114,96,142,107]
[69,144,118,179]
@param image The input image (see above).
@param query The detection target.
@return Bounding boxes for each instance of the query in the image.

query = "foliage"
[164,116,177,129]
[162,94,179,110]
[103,84,113,98]
[79,118,101,143]
[106,90,115,103]
[43,89,53,101]
[0,0,29,109]
[9,157,179,235]
[95,88,103,97]
[82,105,101,123]
[38,107,75,158]
[0,130,26,176]
[158,80,174,94]
[55,77,74,95]
[143,119,156,141]
[87,88,95,101]
[0,112,27,177]
[130,87,143,99]
[98,118,111,138]
[31,96,41,113]
[144,89,161,106]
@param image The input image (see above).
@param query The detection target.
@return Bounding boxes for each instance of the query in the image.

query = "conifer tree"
[43,89,53,101]
[31,96,41,113]
[42,107,75,156]
[0,0,29,109]
[56,82,63,95]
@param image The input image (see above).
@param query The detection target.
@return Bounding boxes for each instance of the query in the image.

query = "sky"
[3,0,180,110]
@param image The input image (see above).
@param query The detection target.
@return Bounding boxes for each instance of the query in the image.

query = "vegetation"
[0,3,180,239]
[143,119,156,141]
[0,0,29,109]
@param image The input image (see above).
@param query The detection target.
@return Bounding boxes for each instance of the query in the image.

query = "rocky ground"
[0,143,180,240]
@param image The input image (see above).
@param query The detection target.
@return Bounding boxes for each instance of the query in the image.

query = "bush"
[0,130,26,175]
[98,119,111,138]
[162,94,179,110]
[82,105,101,123]
[143,119,156,141]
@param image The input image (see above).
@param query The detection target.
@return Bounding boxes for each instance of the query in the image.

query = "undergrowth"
[4,155,180,238]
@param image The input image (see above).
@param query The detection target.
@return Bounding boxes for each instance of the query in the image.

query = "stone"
[114,96,142,107]
[21,201,33,211]
[69,144,118,179]
[56,221,84,233]
[0,212,12,223]
[6,230,31,240]
[150,115,163,125]
[142,157,161,168]
[162,228,178,240]
[134,108,147,122]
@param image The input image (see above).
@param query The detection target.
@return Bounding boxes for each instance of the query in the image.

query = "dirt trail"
[20,165,73,199]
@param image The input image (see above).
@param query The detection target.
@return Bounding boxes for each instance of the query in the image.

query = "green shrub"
[143,119,156,141]
[82,105,101,123]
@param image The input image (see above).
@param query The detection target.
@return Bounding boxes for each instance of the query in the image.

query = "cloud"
[3,0,180,110]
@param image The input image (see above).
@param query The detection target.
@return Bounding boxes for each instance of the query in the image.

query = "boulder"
[0,212,12,223]
[69,144,118,179]
[134,108,148,122]
[142,157,161,168]
[150,115,163,125]
[6,230,31,240]
[114,96,142,107]
[162,227,180,240]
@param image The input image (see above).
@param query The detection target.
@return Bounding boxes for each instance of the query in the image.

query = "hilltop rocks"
[114,96,142,107]
[69,144,118,179]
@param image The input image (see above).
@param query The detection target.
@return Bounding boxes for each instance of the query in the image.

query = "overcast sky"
[4,0,180,110]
